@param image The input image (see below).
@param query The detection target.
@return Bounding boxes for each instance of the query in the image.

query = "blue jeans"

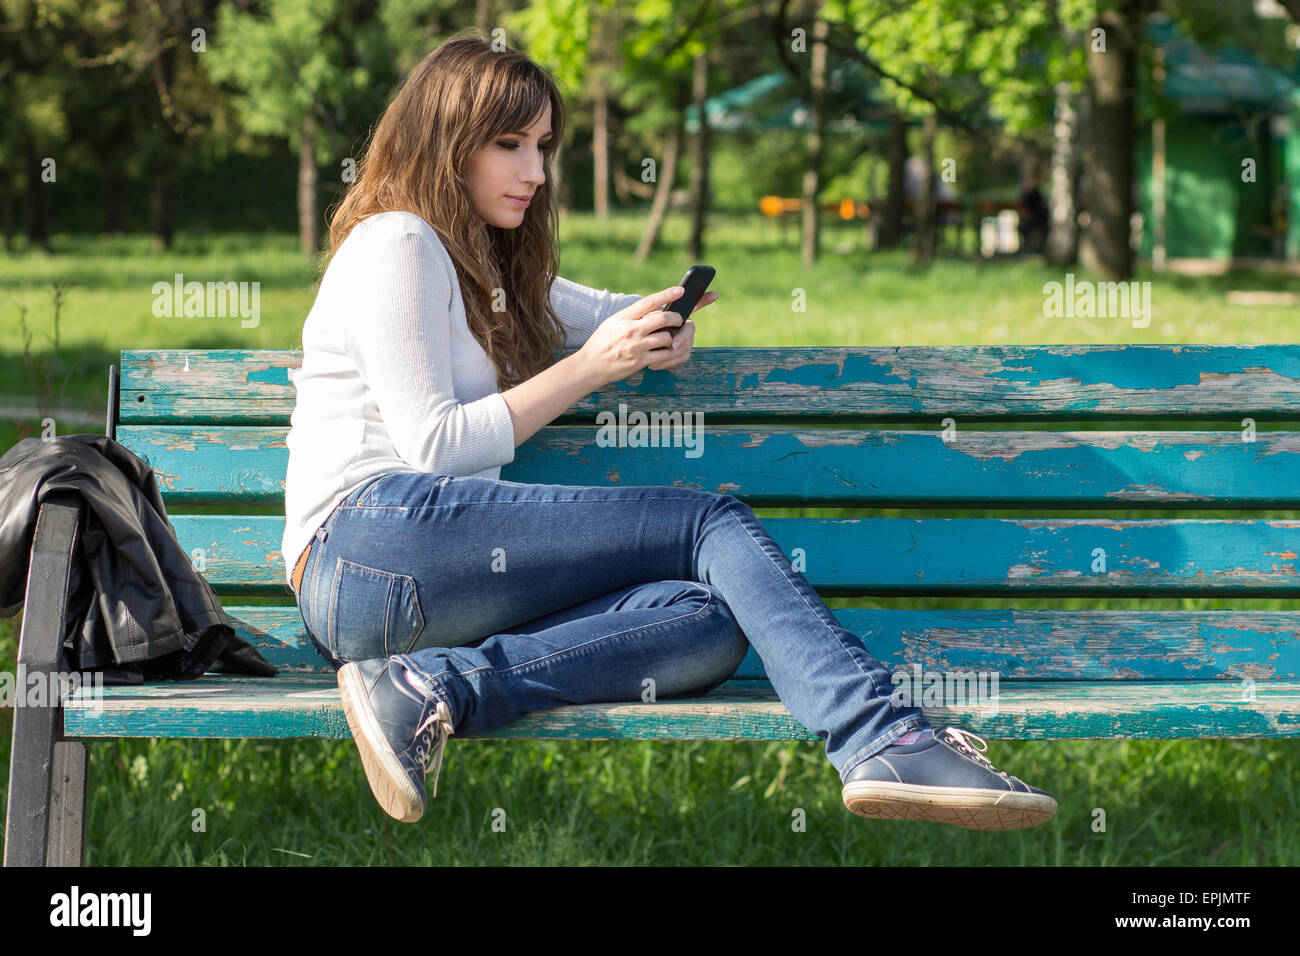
[292,472,925,781]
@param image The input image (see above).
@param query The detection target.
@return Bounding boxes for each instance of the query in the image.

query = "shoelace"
[410,700,454,798]
[936,727,1017,785]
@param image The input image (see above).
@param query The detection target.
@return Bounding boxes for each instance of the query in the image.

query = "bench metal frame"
[4,492,90,866]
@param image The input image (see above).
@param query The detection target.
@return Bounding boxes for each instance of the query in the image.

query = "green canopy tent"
[684,58,897,134]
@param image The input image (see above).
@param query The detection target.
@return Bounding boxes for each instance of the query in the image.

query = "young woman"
[284,30,1058,830]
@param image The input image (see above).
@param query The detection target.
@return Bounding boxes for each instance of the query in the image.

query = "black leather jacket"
[0,434,275,683]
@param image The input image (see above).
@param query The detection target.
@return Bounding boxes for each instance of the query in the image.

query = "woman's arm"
[505,284,707,446]
[346,227,517,473]
[550,274,641,347]
[499,350,603,448]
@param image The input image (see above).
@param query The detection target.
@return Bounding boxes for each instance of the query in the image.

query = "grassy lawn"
[1,211,1297,865]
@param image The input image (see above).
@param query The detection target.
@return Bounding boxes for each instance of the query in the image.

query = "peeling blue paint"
[985,345,1300,392]
[246,365,291,386]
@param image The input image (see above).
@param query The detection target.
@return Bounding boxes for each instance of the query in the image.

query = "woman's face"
[466,102,552,229]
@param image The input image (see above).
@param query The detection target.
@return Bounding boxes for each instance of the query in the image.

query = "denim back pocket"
[325,557,426,662]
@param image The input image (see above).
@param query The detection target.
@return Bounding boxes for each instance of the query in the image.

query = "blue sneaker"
[841,726,1057,830]
[337,657,455,823]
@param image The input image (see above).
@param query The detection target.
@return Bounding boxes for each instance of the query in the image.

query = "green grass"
[2,211,1298,865]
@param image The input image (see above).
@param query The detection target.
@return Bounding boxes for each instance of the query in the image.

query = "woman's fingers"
[649,319,695,369]
[673,318,696,347]
[690,290,718,314]
[641,285,685,317]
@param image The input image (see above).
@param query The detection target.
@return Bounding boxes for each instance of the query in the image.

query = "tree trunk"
[299,114,319,256]
[594,77,609,218]
[150,174,173,252]
[1079,4,1143,280]
[1047,81,1080,265]
[913,111,937,267]
[106,174,127,234]
[634,115,682,262]
[2,185,13,252]
[553,138,567,211]
[688,51,711,261]
[612,162,652,203]
[24,144,50,251]
[878,112,907,249]
[590,4,616,219]
[1150,45,1167,273]
[800,17,829,267]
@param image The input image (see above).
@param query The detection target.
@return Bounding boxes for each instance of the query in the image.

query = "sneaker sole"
[338,663,426,824]
[841,781,1057,831]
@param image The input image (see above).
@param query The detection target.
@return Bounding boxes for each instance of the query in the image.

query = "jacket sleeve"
[342,229,516,474]
[550,274,643,348]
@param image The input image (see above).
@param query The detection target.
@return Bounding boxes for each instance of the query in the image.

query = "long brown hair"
[324,29,569,390]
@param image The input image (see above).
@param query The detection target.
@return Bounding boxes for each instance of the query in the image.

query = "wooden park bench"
[759,196,871,246]
[8,343,1300,865]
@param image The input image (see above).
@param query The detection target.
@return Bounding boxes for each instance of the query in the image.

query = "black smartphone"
[658,265,715,328]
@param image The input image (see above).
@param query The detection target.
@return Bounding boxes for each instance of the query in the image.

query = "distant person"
[284,28,1058,831]
[1019,175,1049,254]
[904,156,956,202]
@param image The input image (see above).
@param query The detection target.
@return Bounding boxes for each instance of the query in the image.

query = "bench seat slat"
[118,345,1300,423]
[117,425,1300,507]
[171,515,1300,596]
[62,676,1300,740]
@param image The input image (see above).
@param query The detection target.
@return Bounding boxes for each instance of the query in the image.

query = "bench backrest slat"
[169,514,1300,596]
[119,345,1300,423]
[117,424,1300,507]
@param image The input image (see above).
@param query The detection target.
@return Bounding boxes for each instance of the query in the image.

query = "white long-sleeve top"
[281,209,641,585]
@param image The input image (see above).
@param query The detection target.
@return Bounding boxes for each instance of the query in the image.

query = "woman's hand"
[575,287,717,387]
[646,290,716,371]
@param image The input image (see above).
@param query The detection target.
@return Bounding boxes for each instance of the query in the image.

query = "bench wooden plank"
[61,675,1300,740]
[225,606,1300,680]
[169,515,1300,596]
[118,425,1300,507]
[119,345,1300,423]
